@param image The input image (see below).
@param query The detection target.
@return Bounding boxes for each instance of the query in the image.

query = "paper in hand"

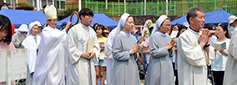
[87,39,94,52]
[170,31,178,38]
[211,41,226,50]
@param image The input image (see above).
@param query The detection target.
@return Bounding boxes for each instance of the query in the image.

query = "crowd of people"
[0,4,237,85]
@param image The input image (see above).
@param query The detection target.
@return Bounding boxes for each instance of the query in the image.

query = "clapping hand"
[166,38,176,50]
[129,45,141,54]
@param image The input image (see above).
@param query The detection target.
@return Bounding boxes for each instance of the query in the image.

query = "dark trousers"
[172,63,178,85]
[212,71,224,85]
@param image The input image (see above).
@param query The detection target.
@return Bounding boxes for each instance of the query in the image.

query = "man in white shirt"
[177,8,215,85]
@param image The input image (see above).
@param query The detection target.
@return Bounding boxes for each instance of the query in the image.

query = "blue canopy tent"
[0,9,118,29]
[171,10,235,26]
[57,13,118,29]
[0,9,46,28]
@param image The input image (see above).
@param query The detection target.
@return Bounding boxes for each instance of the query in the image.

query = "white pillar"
[32,0,35,6]
[106,0,108,9]
[124,0,126,13]
[12,0,15,9]
[166,0,168,15]
[79,0,81,11]
[36,0,40,11]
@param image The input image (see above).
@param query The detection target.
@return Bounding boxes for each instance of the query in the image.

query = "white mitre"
[45,5,57,20]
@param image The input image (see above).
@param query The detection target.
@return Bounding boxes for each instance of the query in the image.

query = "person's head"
[93,23,99,31]
[47,19,57,28]
[18,24,28,35]
[173,25,179,31]
[176,25,187,37]
[144,19,152,28]
[123,16,134,34]
[34,21,42,29]
[79,8,94,26]
[158,16,170,34]
[29,22,39,36]
[103,29,110,38]
[113,13,130,35]
[204,23,216,30]
[187,8,205,31]
[216,23,229,38]
[42,5,47,13]
[0,15,12,45]
[169,25,179,35]
[228,15,237,28]
[151,15,170,34]
[45,5,57,28]
[95,25,105,36]
[3,3,6,6]
[31,25,39,36]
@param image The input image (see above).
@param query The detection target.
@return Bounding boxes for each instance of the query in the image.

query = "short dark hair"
[79,8,94,20]
[0,15,12,45]
[218,23,229,38]
[187,8,204,24]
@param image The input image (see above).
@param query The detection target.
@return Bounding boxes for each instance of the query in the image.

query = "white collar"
[47,25,56,30]
[121,31,131,37]
[80,23,90,29]
[229,25,235,29]
[188,27,200,35]
[156,31,167,37]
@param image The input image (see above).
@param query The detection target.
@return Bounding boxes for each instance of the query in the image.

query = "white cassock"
[223,27,237,85]
[66,23,100,85]
[177,28,215,85]
[22,35,41,85]
[32,26,67,85]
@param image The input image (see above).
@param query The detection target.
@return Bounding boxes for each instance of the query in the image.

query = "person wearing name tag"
[94,25,107,85]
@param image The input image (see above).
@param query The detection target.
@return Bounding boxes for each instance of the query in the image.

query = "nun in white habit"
[22,22,41,85]
[142,19,152,37]
[144,15,175,85]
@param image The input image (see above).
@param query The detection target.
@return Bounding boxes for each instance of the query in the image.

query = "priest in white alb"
[32,5,69,85]
[65,8,100,85]
[177,8,215,85]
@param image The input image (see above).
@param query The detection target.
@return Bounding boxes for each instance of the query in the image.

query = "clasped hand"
[81,52,95,59]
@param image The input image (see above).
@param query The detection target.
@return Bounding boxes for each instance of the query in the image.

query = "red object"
[11,23,15,35]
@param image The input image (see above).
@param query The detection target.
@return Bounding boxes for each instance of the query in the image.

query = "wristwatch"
[204,44,210,48]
